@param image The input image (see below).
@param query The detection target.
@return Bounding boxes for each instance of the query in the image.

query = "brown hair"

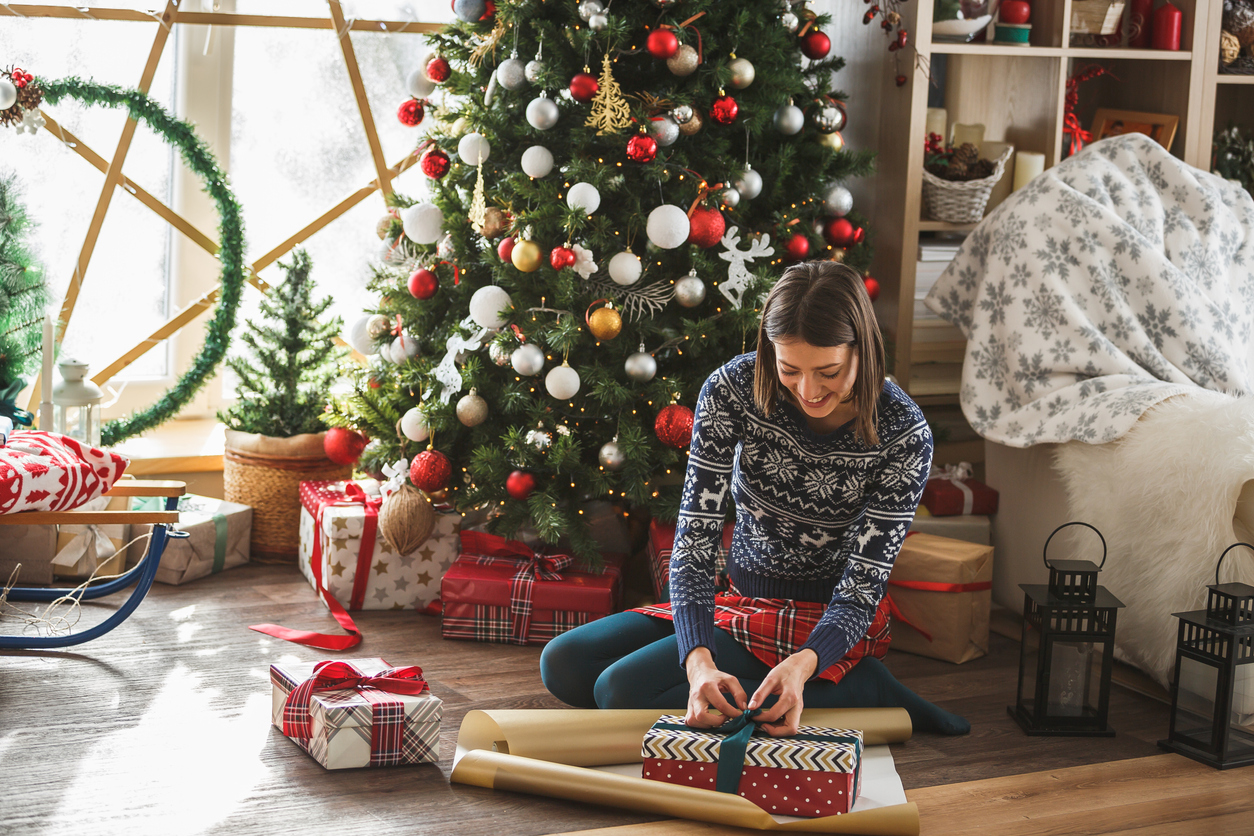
[753,261,886,445]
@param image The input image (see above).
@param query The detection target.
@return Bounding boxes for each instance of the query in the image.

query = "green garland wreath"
[39,76,246,446]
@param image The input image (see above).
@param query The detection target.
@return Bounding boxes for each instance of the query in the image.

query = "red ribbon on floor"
[280,660,428,745]
[459,530,575,644]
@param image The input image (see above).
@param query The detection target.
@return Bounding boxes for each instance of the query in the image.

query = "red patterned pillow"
[0,431,130,514]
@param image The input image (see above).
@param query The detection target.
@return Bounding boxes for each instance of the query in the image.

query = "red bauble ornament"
[646,29,680,59]
[800,30,832,59]
[783,232,810,261]
[482,0,496,19]
[569,72,599,102]
[999,0,1031,24]
[324,426,369,465]
[410,449,452,492]
[895,75,908,87]
[397,98,425,127]
[655,404,695,449]
[863,276,880,302]
[550,246,576,269]
[426,56,451,83]
[823,217,855,247]
[408,267,439,300]
[626,134,659,163]
[710,94,739,125]
[420,147,451,179]
[498,236,516,262]
[687,205,726,249]
[506,470,537,500]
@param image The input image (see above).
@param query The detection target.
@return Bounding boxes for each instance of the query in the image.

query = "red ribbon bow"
[459,530,575,644]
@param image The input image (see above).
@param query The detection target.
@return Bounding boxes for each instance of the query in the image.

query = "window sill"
[112,418,225,475]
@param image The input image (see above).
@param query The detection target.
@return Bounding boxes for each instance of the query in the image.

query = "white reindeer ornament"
[717,226,775,310]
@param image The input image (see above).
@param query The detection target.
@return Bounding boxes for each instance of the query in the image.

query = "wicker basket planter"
[921,146,1014,224]
[223,430,351,563]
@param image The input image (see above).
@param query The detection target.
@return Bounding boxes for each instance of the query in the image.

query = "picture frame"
[1090,108,1179,151]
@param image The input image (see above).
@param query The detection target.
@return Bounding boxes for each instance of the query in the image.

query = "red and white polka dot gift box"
[641,715,863,818]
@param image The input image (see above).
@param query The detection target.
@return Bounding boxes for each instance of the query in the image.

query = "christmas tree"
[219,249,346,438]
[0,174,51,417]
[332,0,874,559]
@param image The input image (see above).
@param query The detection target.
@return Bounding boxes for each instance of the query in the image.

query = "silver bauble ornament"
[671,104,694,125]
[823,183,854,217]
[511,343,545,376]
[497,55,527,90]
[650,115,680,147]
[526,95,560,131]
[524,58,546,84]
[720,187,740,209]
[674,270,707,308]
[0,79,18,111]
[667,45,699,77]
[578,0,603,21]
[545,363,581,400]
[488,341,512,366]
[814,102,847,134]
[598,440,625,470]
[625,346,657,382]
[456,389,489,427]
[588,12,609,30]
[773,102,805,135]
[728,57,756,90]
[781,11,799,32]
[526,428,552,450]
[735,166,763,199]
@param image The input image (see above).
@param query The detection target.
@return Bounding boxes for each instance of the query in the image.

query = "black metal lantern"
[1009,522,1125,736]
[1159,543,1254,769]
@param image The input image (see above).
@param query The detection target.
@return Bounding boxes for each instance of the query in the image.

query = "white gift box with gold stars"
[298,480,461,612]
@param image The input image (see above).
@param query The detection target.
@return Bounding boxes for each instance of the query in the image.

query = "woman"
[541,261,968,736]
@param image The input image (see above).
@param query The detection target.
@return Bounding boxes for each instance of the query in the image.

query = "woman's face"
[773,340,859,421]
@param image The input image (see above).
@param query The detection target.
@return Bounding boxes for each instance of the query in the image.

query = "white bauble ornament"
[511,343,545,376]
[526,96,560,130]
[608,251,643,286]
[346,315,379,355]
[773,102,804,135]
[400,203,444,244]
[0,79,18,111]
[456,389,489,427]
[674,270,707,307]
[407,67,436,99]
[729,57,756,89]
[457,132,491,165]
[646,205,691,250]
[521,145,554,178]
[650,115,679,147]
[497,55,527,90]
[735,166,763,199]
[545,364,581,400]
[588,12,609,30]
[526,428,552,450]
[823,184,854,217]
[625,346,657,382]
[389,335,421,364]
[598,440,625,470]
[566,182,601,214]
[525,58,546,84]
[488,341,512,367]
[720,187,740,209]
[469,285,512,330]
[400,407,430,442]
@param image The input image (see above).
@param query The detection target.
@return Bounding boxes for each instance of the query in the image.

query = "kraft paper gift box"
[440,530,624,646]
[298,480,461,613]
[887,532,994,664]
[270,657,442,770]
[642,715,863,817]
[0,524,57,585]
[52,495,130,579]
[647,519,734,603]
[128,494,252,585]
[908,507,992,546]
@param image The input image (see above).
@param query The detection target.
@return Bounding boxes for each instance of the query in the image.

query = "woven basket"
[1070,0,1126,36]
[921,146,1014,224]
[223,430,351,563]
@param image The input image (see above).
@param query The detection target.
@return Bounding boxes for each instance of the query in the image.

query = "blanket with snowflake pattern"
[925,133,1254,447]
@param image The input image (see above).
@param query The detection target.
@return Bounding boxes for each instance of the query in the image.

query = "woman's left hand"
[747,649,818,737]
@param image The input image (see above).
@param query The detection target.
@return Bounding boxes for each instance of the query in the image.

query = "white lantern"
[52,358,104,448]
[400,203,444,244]
[469,285,513,330]
[608,251,643,286]
[521,145,555,178]
[458,132,492,165]
[646,205,691,249]
[566,182,601,214]
[400,407,430,442]
[545,363,581,399]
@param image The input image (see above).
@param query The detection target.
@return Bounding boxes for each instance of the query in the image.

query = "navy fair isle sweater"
[669,353,934,677]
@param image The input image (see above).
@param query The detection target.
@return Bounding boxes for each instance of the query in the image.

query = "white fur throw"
[1053,389,1254,687]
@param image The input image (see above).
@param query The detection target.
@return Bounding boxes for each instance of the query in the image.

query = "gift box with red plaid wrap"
[647,519,734,603]
[270,657,442,770]
[642,713,863,817]
[440,530,624,646]
[920,463,998,517]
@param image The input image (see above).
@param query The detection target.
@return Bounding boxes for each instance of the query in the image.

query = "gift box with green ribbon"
[641,712,863,817]
[131,494,252,585]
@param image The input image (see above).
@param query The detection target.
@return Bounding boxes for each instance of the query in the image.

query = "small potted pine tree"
[219,249,364,562]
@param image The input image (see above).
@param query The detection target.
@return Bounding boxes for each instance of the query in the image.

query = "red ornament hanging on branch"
[710,92,738,125]
[863,276,880,302]
[655,404,695,449]
[324,427,369,465]
[687,204,725,249]
[783,232,810,261]
[420,146,451,179]
[569,71,599,102]
[408,267,439,300]
[550,245,576,269]
[823,218,855,247]
[506,470,537,500]
[397,98,425,127]
[800,30,831,59]
[410,449,452,492]
[626,133,659,163]
[426,56,451,83]
[646,29,680,59]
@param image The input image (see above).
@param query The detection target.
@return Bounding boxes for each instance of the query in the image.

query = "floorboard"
[0,560,1239,836]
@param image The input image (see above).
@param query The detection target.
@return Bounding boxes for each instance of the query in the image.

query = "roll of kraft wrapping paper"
[451,708,920,833]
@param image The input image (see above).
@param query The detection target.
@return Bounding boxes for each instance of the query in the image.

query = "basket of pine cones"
[921,136,1014,224]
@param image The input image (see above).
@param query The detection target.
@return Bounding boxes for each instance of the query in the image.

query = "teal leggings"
[539,612,970,735]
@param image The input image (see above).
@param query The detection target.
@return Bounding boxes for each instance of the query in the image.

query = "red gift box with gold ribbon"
[440,530,624,646]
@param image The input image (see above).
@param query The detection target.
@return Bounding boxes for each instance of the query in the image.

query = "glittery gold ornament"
[511,239,544,272]
[588,305,623,340]
[585,54,632,135]
[667,44,699,77]
[376,214,395,240]
[456,388,489,427]
[481,206,507,238]
[366,314,391,341]
[817,130,845,151]
[677,109,703,136]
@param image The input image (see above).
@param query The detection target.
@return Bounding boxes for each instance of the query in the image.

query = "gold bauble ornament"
[366,314,391,341]
[588,306,623,340]
[456,388,489,427]
[677,110,703,136]
[481,206,508,238]
[818,130,845,151]
[378,484,435,555]
[376,214,395,240]
[667,45,699,77]
[1221,30,1240,65]
[511,239,543,272]
[830,248,846,263]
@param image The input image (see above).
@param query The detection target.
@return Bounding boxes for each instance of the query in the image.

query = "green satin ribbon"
[133,495,229,572]
[0,379,34,426]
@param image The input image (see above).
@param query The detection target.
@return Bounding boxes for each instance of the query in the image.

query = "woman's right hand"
[683,646,748,728]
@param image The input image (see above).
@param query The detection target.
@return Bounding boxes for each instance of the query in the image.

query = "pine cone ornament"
[952,142,980,167]
[945,160,969,181]
[970,158,995,179]
[1224,0,1254,47]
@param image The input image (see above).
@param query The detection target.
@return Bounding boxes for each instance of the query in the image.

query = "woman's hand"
[684,647,748,728]
[747,649,818,737]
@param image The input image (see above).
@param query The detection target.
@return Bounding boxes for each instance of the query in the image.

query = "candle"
[925,108,948,143]
[1012,151,1045,191]
[40,313,54,431]
[1128,0,1153,48]
[950,122,985,148]
[1151,2,1182,51]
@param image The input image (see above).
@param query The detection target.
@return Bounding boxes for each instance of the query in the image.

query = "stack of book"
[911,237,966,396]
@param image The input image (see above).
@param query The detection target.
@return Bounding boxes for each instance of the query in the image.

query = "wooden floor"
[2,560,1249,836]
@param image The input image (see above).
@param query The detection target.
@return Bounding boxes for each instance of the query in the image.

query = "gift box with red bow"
[920,463,999,517]
[440,530,624,646]
[642,713,863,817]
[298,480,461,613]
[647,519,734,603]
[270,657,442,769]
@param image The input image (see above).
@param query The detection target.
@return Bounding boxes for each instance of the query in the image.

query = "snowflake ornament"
[571,243,598,279]
[17,108,45,134]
